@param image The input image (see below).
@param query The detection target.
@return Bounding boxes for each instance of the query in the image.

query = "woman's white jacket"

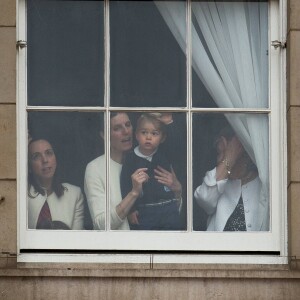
[28,183,84,230]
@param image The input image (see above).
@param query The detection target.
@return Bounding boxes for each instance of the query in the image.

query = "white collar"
[134,146,157,162]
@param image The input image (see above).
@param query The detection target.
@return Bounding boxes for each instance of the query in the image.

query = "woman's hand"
[217,136,243,166]
[148,113,173,124]
[154,166,182,198]
[116,169,148,221]
[225,136,244,167]
[130,168,149,197]
[216,135,244,180]
[158,113,173,125]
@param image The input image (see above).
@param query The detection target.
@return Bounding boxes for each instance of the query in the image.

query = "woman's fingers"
[154,165,170,177]
[217,136,227,164]
[170,166,178,178]
[154,167,171,185]
[154,165,182,195]
[133,168,149,181]
[226,136,244,166]
[158,113,173,125]
[134,168,148,176]
[131,168,149,195]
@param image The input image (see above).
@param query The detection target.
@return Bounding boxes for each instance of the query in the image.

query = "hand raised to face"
[216,135,244,168]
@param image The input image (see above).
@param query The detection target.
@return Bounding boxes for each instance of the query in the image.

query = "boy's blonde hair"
[136,113,167,138]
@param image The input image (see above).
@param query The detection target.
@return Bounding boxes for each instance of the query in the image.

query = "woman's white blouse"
[84,155,130,230]
[194,168,269,231]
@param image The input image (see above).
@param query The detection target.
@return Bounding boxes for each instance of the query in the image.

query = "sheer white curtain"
[156,1,269,209]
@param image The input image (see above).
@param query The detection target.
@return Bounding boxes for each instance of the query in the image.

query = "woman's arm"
[85,156,149,230]
[118,166,149,220]
[194,168,228,215]
[84,160,106,230]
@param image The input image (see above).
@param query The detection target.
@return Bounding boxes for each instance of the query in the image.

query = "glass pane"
[110,1,186,107]
[27,0,104,106]
[107,112,187,230]
[192,1,269,108]
[28,111,104,230]
[192,113,269,231]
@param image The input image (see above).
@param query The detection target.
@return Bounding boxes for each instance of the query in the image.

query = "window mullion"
[187,0,192,232]
[105,0,111,231]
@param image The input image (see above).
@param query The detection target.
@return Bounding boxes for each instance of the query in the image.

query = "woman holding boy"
[84,112,182,230]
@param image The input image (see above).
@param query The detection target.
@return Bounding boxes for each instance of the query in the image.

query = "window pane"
[27,0,104,106]
[106,112,187,230]
[28,111,104,230]
[191,1,269,108]
[110,1,186,107]
[192,113,269,231]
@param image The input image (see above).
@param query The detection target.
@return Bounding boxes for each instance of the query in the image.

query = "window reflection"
[110,1,186,107]
[27,0,104,106]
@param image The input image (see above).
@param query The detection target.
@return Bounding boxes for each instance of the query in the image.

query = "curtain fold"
[155,1,269,211]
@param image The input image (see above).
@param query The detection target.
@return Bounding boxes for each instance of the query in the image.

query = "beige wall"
[0,0,17,258]
[288,0,300,266]
[0,277,300,300]
[1,0,300,299]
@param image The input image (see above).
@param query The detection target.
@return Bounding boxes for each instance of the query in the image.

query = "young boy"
[120,113,182,230]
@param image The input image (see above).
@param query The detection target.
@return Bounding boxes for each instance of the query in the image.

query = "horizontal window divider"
[191,108,271,113]
[99,107,271,114]
[107,107,189,112]
[26,107,271,113]
[26,106,107,112]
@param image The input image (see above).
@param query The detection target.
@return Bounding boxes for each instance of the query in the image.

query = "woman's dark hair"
[28,138,65,198]
[98,112,121,134]
[217,125,236,141]
[110,112,119,119]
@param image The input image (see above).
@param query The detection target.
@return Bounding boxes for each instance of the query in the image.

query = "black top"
[120,149,175,208]
[223,196,246,231]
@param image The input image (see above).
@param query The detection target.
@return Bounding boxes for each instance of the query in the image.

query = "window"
[17,0,287,260]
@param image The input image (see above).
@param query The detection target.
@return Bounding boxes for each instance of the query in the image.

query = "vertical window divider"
[186,0,192,232]
[104,0,111,231]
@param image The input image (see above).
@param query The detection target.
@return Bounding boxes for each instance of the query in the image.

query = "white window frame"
[17,0,288,264]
